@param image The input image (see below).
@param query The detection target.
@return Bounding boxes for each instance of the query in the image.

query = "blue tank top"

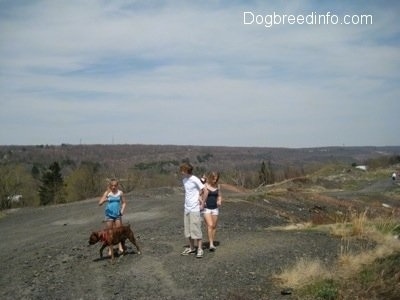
[105,191,122,219]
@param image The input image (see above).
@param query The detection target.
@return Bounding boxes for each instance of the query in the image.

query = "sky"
[0,0,399,148]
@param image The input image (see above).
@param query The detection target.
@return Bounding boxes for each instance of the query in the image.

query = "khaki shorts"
[184,212,202,239]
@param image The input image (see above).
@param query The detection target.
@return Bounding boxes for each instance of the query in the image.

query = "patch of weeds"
[342,251,400,299]
[393,224,400,236]
[341,179,364,191]
[367,251,400,280]
[351,209,368,236]
[298,279,338,300]
[359,268,375,286]
[372,217,400,235]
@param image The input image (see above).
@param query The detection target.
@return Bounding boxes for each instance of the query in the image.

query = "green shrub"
[300,279,338,300]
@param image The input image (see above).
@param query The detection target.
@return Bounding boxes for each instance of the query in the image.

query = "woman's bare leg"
[203,213,215,248]
[114,219,124,252]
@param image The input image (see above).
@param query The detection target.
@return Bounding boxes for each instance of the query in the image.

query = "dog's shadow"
[92,248,140,262]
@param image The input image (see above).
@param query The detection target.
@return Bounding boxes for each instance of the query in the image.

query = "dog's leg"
[128,232,141,254]
[110,245,115,263]
[120,240,127,255]
[100,243,106,258]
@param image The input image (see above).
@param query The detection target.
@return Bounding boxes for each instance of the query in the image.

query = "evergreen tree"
[259,161,267,186]
[31,165,40,179]
[39,162,64,205]
[259,160,275,186]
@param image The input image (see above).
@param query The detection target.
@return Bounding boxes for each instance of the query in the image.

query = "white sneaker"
[181,247,196,255]
[196,248,204,258]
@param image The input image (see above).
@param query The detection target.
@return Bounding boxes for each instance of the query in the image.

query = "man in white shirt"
[179,162,206,258]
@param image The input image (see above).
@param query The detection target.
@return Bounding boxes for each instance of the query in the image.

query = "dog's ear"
[89,231,99,237]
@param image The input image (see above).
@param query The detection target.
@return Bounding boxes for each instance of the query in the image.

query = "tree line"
[0,155,311,210]
[0,161,101,209]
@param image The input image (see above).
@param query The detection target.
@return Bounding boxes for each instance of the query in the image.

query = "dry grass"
[351,208,368,235]
[328,207,369,237]
[273,210,400,299]
[275,257,332,288]
[268,164,400,298]
[338,239,400,277]
[267,222,313,231]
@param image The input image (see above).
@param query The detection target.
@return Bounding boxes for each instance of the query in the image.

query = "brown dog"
[88,224,141,262]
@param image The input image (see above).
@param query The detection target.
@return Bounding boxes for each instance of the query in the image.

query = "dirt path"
[0,187,344,300]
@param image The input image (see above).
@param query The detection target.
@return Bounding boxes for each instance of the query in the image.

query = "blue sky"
[0,0,399,147]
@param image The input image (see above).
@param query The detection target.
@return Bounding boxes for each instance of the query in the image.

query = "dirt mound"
[219,183,248,193]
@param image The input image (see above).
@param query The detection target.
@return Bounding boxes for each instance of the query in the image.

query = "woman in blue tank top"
[99,179,127,254]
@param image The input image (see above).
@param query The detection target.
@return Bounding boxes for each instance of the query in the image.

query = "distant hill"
[1,144,399,172]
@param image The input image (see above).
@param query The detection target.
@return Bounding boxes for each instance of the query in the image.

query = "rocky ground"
[0,178,399,300]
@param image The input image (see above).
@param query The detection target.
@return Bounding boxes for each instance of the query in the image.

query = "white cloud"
[0,0,399,147]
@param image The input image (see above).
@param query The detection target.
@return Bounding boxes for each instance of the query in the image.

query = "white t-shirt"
[182,175,204,213]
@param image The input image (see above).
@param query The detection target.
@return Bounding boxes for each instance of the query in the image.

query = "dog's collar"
[99,231,109,242]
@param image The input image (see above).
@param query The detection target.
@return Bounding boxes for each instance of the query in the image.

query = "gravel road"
[0,187,345,300]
